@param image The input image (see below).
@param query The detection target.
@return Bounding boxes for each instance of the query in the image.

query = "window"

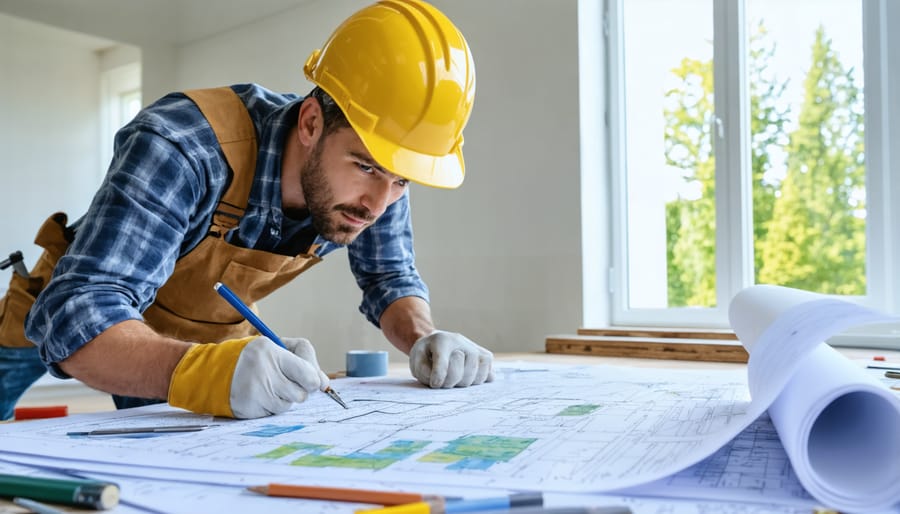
[99,61,141,181]
[597,0,898,331]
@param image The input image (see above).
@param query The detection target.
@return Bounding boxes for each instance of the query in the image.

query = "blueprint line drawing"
[0,366,759,493]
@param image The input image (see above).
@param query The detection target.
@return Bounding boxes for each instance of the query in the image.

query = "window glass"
[617,0,864,314]
[622,0,714,309]
[747,0,865,296]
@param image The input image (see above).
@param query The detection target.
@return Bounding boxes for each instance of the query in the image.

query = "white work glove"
[169,336,329,419]
[231,337,331,418]
[408,330,494,388]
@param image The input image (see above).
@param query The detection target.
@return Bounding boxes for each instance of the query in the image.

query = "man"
[0,0,493,420]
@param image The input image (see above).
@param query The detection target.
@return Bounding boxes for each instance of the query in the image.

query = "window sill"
[547,326,900,363]
[546,327,747,363]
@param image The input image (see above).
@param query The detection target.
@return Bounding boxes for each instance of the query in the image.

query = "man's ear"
[297,96,323,148]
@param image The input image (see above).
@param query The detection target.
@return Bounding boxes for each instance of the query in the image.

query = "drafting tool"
[66,424,211,436]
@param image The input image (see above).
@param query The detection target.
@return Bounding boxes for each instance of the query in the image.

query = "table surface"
[5,348,900,513]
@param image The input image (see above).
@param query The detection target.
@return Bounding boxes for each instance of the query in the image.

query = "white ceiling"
[0,0,316,48]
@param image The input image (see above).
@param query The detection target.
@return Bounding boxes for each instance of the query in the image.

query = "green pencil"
[0,473,119,510]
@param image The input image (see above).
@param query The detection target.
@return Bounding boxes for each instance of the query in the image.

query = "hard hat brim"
[356,125,466,190]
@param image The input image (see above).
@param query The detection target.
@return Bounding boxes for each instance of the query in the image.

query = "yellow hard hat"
[304,0,476,189]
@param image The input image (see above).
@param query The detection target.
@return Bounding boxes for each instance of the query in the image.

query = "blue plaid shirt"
[26,84,428,375]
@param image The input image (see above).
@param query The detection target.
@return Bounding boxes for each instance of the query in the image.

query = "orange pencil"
[247,483,448,506]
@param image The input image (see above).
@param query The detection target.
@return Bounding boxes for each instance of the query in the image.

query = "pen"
[67,424,211,436]
[355,494,544,514]
[13,497,67,514]
[0,474,119,510]
[866,364,900,371]
[248,483,453,505]
[214,281,348,409]
[445,493,543,513]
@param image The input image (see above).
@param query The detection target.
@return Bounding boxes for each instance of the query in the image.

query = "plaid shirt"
[26,84,428,374]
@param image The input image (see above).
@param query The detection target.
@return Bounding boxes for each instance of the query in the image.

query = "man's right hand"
[168,336,326,419]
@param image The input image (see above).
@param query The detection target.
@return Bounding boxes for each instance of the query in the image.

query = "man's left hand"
[408,330,493,388]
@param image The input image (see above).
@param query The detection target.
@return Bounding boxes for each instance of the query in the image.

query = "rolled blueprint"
[729,285,900,513]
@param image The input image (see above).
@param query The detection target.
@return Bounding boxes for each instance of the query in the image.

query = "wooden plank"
[577,327,737,340]
[545,335,748,363]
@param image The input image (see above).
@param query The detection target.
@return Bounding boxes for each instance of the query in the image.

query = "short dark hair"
[309,87,350,136]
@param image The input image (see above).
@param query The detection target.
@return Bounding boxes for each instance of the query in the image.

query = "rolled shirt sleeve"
[25,95,223,376]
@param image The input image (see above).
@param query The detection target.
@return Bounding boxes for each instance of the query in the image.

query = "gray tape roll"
[346,350,389,377]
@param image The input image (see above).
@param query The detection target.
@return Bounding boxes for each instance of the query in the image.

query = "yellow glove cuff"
[168,336,257,417]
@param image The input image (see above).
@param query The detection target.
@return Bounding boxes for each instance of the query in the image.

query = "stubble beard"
[300,139,374,245]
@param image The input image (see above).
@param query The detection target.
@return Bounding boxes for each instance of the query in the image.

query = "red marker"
[14,405,68,420]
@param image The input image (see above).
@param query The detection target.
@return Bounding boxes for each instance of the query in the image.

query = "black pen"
[67,424,212,436]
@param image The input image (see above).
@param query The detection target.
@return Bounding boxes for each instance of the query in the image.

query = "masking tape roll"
[346,350,389,377]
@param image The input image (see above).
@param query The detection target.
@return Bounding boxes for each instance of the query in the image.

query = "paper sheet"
[1,285,898,513]
[730,285,900,512]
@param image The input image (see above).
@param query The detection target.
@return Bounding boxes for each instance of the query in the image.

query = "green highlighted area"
[419,435,536,470]
[256,442,329,459]
[558,404,601,416]
[254,435,535,472]
[256,440,430,470]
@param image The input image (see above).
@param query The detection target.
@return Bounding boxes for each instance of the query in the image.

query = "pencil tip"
[247,485,267,495]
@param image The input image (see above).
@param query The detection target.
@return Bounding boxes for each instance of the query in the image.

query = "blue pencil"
[213,282,348,408]
[214,282,286,348]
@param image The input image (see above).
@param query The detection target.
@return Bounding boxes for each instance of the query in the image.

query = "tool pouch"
[0,212,73,348]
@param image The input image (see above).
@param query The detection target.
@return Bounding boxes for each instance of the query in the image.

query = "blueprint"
[622,413,812,506]
[2,287,900,513]
[729,286,900,512]
[0,380,820,514]
[0,364,758,493]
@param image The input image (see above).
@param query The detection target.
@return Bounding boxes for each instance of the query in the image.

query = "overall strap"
[183,87,258,237]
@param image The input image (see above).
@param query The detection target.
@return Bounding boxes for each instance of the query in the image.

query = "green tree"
[662,23,788,306]
[758,26,865,294]
[747,25,790,278]
[663,57,716,307]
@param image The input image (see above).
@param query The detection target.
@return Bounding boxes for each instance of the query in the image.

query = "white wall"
[0,14,107,271]
[0,1,584,373]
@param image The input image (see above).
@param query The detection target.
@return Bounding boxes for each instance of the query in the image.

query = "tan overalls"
[0,87,321,349]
